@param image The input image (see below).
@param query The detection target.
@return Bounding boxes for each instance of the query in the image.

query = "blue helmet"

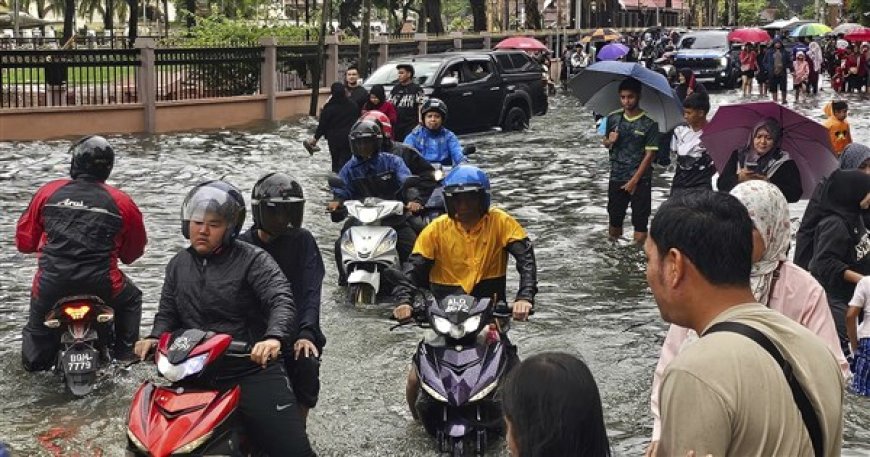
[442,165,491,218]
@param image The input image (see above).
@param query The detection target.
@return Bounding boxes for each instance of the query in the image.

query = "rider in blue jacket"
[403,98,466,166]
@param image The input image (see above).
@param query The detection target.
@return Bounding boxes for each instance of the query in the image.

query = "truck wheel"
[502,107,528,132]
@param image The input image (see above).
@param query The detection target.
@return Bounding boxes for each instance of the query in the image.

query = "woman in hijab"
[806,169,870,353]
[796,143,870,269]
[646,183,849,453]
[361,84,398,135]
[716,117,803,203]
[308,82,362,172]
[674,67,707,103]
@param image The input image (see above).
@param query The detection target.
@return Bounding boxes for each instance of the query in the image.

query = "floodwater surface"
[0,88,868,456]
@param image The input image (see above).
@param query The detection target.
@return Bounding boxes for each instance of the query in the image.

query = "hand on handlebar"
[406,201,423,214]
[327,201,341,212]
[251,338,282,368]
[512,299,533,321]
[393,303,414,321]
[134,338,157,361]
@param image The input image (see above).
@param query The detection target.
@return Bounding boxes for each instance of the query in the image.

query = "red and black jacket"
[16,177,147,298]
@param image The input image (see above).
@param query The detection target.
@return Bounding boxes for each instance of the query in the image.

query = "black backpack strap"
[704,321,824,457]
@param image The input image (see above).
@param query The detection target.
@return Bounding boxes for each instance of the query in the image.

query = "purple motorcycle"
[407,293,520,456]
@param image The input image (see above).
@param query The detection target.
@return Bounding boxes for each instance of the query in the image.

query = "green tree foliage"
[846,0,868,25]
[163,14,315,45]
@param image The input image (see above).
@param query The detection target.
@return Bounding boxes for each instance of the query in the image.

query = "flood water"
[1,88,869,456]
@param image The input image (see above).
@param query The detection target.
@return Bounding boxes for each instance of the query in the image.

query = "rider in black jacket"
[239,173,326,423]
[134,180,314,456]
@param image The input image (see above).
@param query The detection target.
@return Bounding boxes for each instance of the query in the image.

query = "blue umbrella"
[597,43,630,61]
[568,61,683,132]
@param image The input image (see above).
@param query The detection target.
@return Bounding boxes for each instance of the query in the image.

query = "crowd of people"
[11,52,870,456]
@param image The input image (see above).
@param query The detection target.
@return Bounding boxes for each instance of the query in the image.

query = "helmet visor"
[351,136,380,158]
[182,186,242,225]
[253,197,305,235]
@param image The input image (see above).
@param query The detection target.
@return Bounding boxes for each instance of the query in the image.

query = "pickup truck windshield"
[678,34,728,50]
[365,61,443,86]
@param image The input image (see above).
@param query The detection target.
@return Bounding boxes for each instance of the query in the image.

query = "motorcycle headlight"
[421,381,448,402]
[357,207,379,224]
[469,380,499,402]
[462,315,482,334]
[173,431,213,454]
[341,232,354,253]
[432,316,453,335]
[157,353,208,382]
[127,429,148,452]
[719,57,728,67]
[372,231,397,257]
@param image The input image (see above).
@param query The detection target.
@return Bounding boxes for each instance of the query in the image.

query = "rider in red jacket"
[16,136,147,371]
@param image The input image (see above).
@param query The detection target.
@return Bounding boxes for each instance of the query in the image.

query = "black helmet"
[348,119,383,160]
[251,173,305,236]
[70,135,114,181]
[421,98,448,121]
[181,180,246,246]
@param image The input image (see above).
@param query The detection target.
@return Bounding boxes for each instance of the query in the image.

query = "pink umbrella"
[701,102,837,199]
[728,28,771,43]
[844,27,870,42]
[493,37,549,51]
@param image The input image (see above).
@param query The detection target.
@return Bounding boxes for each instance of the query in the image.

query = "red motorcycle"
[126,329,258,457]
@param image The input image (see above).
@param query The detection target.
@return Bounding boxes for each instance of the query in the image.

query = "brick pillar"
[325,34,339,86]
[376,34,389,67]
[451,31,462,50]
[415,33,428,55]
[481,32,492,50]
[134,38,156,134]
[260,37,278,122]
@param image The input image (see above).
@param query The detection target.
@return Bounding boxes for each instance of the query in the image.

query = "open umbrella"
[844,27,870,42]
[597,43,630,61]
[791,23,833,37]
[701,102,837,199]
[833,23,863,35]
[580,28,621,43]
[494,36,549,52]
[728,28,771,43]
[568,61,683,132]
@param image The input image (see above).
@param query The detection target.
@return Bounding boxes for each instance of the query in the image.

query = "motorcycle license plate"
[63,348,98,374]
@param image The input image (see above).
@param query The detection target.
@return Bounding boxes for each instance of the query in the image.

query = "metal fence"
[276,44,323,90]
[1,48,140,108]
[428,38,456,55]
[154,47,263,101]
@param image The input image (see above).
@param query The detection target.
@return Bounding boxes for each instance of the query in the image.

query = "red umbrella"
[494,37,549,51]
[728,28,771,43]
[844,27,870,42]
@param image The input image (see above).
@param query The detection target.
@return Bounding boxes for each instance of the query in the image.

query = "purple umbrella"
[597,43,630,61]
[701,101,837,200]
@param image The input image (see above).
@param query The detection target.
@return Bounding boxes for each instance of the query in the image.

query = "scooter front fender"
[347,269,381,294]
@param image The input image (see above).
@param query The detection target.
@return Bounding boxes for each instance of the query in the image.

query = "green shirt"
[605,110,660,182]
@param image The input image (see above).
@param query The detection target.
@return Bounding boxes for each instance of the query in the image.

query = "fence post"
[325,34,339,86]
[415,33,428,55]
[376,34,389,67]
[481,32,492,50]
[451,31,462,50]
[134,38,156,135]
[260,37,278,122]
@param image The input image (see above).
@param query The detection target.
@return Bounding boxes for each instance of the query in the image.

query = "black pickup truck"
[364,50,548,134]
[674,30,741,89]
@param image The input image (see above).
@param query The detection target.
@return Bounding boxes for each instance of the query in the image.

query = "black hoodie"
[805,170,870,303]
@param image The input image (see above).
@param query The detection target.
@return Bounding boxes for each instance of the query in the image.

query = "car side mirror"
[440,76,459,88]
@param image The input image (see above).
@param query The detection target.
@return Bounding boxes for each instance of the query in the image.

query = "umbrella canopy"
[581,28,621,43]
[701,102,837,199]
[494,36,549,51]
[568,61,683,132]
[833,23,863,35]
[597,43,630,61]
[728,28,771,43]
[844,27,870,42]
[791,23,833,37]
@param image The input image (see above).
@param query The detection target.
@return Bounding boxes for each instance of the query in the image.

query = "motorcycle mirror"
[327,174,345,189]
[462,144,476,156]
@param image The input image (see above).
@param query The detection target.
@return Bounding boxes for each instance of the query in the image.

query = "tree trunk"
[126,0,137,47]
[339,0,361,35]
[105,0,114,36]
[62,0,74,45]
[469,0,486,31]
[524,0,542,29]
[360,0,371,76]
[310,0,329,115]
[185,0,195,30]
[424,0,443,33]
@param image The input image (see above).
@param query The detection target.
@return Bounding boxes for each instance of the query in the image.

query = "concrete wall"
[0,89,330,141]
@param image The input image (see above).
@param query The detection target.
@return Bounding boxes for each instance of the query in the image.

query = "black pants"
[607,179,652,233]
[218,364,315,456]
[828,297,850,355]
[22,276,142,372]
[334,218,416,283]
[285,351,321,409]
[326,138,351,173]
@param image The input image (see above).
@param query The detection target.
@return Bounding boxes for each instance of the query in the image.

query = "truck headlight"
[720,57,729,67]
